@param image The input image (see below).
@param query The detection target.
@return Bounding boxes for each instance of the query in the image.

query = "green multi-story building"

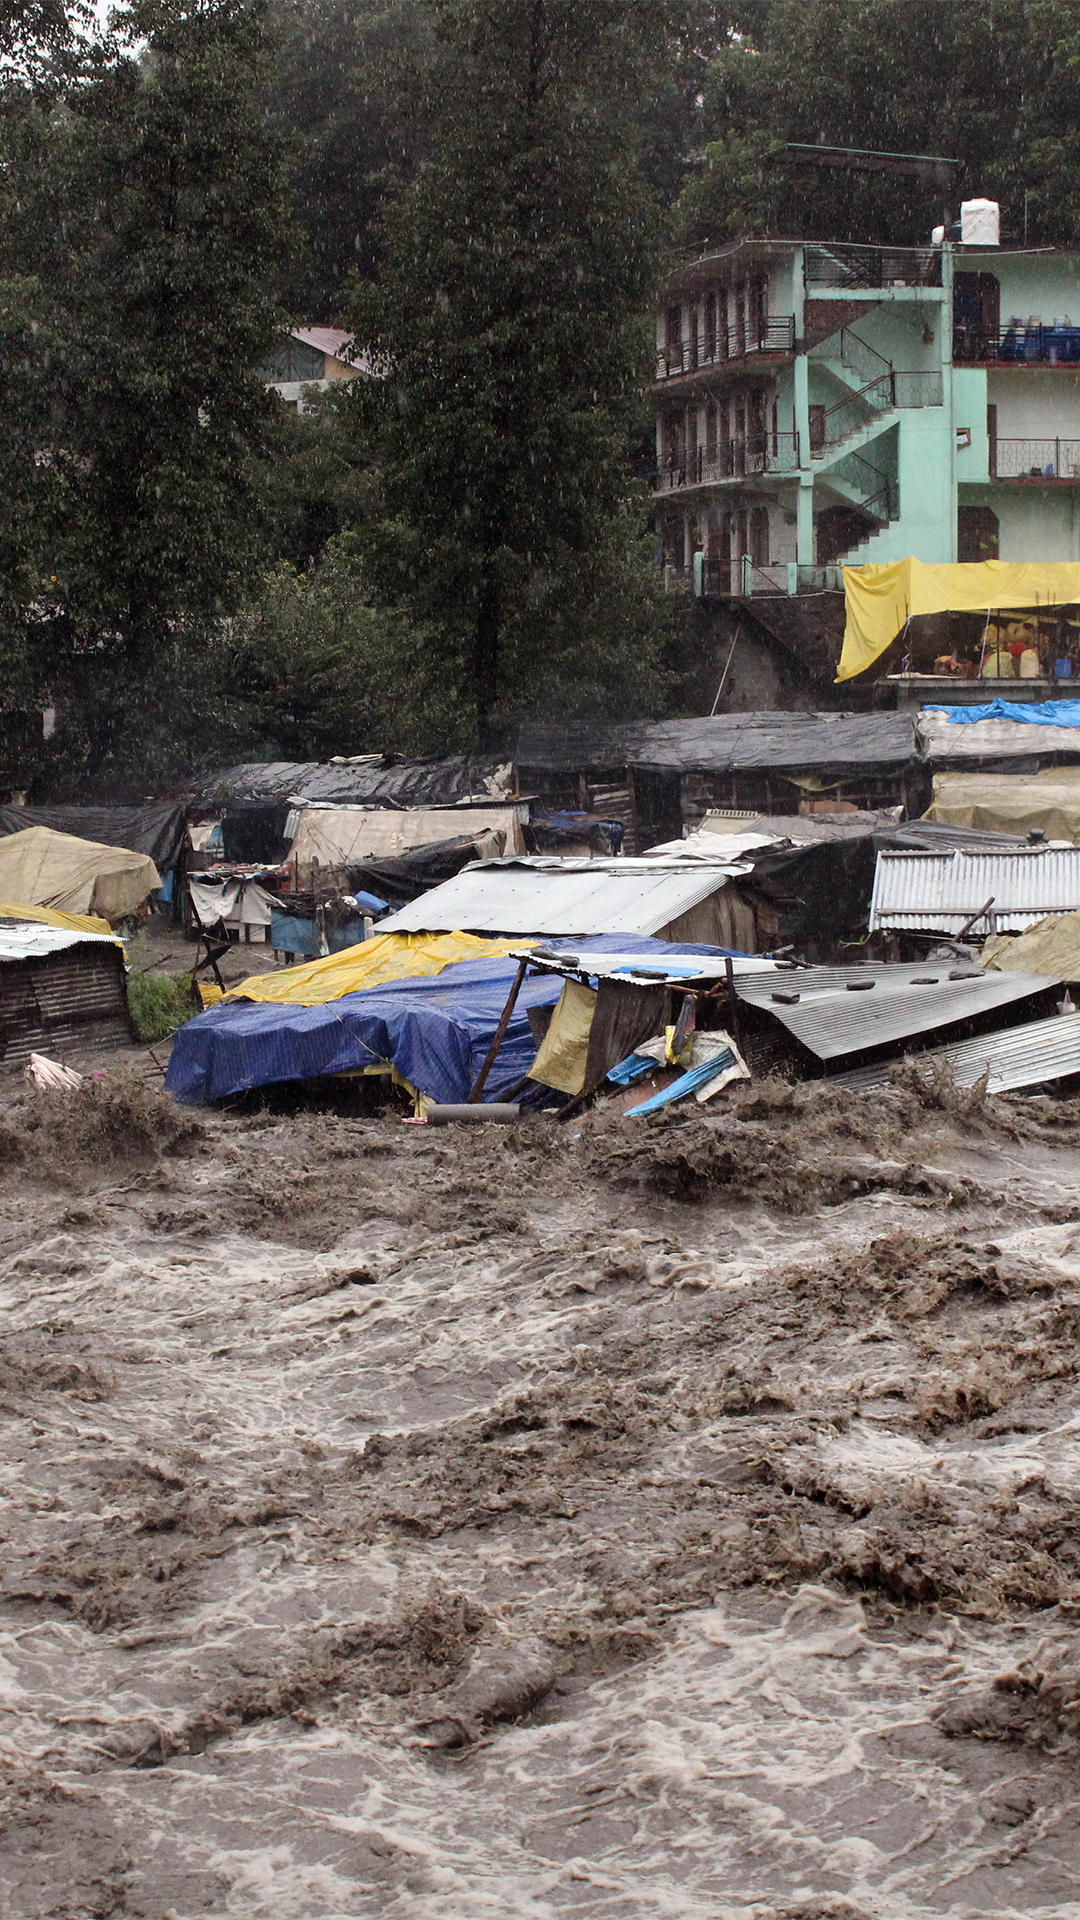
[654,236,1080,596]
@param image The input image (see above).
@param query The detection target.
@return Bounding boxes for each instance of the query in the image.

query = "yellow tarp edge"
[223,930,536,1007]
[837,559,1080,682]
[0,899,116,937]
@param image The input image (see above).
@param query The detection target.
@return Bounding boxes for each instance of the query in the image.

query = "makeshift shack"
[868,845,1080,939]
[516,713,922,849]
[0,803,185,879]
[165,933,722,1108]
[918,701,1080,772]
[286,805,527,883]
[376,855,769,950]
[923,770,1080,840]
[0,919,128,1065]
[730,958,1060,1078]
[0,826,159,922]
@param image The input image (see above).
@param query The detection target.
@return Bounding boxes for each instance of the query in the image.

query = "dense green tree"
[0,0,293,778]
[676,0,1080,250]
[349,0,677,747]
[266,0,433,317]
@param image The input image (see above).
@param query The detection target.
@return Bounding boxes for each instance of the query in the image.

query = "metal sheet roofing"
[834,1011,1080,1095]
[732,960,1058,1061]
[516,712,918,775]
[869,846,1080,934]
[376,858,748,937]
[0,922,121,962]
[918,710,1080,763]
[197,756,514,808]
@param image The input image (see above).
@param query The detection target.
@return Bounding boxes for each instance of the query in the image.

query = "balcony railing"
[657,432,801,491]
[656,315,796,380]
[661,560,845,597]
[805,243,942,290]
[955,324,1080,366]
[994,437,1080,480]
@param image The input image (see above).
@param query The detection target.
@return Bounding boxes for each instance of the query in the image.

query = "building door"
[987,402,998,479]
[665,305,683,373]
[750,506,770,568]
[704,401,717,464]
[958,504,1000,561]
[808,404,826,455]
[954,273,1000,359]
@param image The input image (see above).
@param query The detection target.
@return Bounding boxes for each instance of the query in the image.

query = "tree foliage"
[348,0,677,746]
[676,1,1080,249]
[0,0,290,773]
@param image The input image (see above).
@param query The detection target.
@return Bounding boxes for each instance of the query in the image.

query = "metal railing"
[656,314,796,379]
[955,325,1080,366]
[994,437,1080,480]
[827,447,898,521]
[657,431,801,491]
[661,560,845,597]
[805,243,942,289]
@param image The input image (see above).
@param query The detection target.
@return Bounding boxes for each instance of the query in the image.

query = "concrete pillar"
[796,475,815,569]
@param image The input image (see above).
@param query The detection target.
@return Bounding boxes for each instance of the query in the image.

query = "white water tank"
[960,198,1000,246]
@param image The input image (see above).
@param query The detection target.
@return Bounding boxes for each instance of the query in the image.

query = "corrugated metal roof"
[197,757,514,807]
[918,710,1080,763]
[834,1011,1080,1094]
[516,712,918,775]
[377,858,748,937]
[733,960,1058,1061]
[0,923,121,962]
[869,846,1080,934]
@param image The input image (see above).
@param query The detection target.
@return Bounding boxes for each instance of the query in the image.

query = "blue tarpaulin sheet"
[165,936,741,1107]
[925,700,1080,726]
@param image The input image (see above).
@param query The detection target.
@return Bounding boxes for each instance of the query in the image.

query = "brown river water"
[4,1069,1080,1918]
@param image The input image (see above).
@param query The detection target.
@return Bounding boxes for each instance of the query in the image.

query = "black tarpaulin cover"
[0,803,187,871]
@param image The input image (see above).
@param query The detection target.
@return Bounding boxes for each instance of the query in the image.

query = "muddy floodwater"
[6,1070,1080,1918]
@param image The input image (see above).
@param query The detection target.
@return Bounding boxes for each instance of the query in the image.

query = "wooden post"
[724,955,743,1047]
[468,955,530,1103]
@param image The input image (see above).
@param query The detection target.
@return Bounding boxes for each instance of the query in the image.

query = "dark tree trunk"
[474,561,500,748]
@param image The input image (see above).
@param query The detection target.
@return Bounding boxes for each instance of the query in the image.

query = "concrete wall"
[962,251,1080,327]
[987,367,1080,439]
[987,485,1080,560]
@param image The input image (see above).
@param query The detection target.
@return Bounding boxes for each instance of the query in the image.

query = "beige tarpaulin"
[0,826,159,921]
[288,806,525,878]
[983,911,1080,977]
[837,558,1080,681]
[925,769,1080,842]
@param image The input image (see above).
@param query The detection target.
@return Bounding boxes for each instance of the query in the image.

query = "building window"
[958,504,1000,561]
[704,293,717,361]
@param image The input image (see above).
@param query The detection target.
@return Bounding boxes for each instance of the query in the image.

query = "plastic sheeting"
[924,770,1080,842]
[837,559,1080,681]
[223,931,532,1006]
[0,826,159,921]
[925,699,1080,727]
[288,806,525,876]
[0,900,112,936]
[982,911,1080,978]
[0,803,186,871]
[166,935,738,1108]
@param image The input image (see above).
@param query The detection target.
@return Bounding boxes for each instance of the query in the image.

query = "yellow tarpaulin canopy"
[0,899,113,936]
[223,930,534,1006]
[837,559,1080,682]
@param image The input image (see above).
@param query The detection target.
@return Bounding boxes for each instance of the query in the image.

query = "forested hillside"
[3,0,1079,789]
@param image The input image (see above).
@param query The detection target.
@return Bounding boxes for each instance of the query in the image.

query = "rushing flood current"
[4,1074,1080,1917]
